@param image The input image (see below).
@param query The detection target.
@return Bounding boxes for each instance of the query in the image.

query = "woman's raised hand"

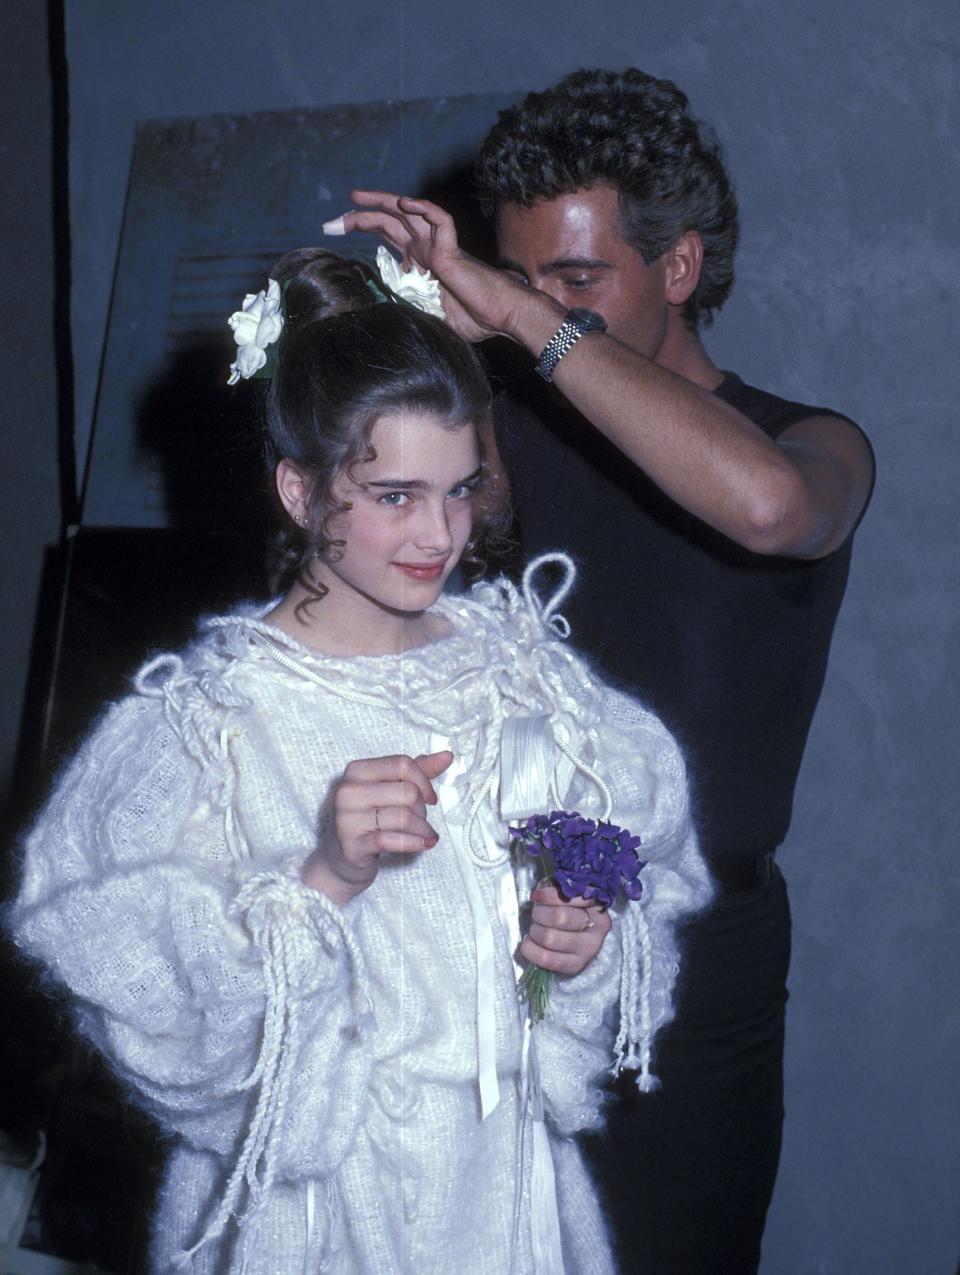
[302,751,453,906]
[520,883,612,976]
[324,191,527,344]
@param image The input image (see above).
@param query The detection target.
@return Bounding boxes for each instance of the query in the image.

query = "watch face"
[567,307,608,333]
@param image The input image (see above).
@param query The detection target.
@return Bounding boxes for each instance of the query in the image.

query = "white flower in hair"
[227,278,284,384]
[375,246,446,319]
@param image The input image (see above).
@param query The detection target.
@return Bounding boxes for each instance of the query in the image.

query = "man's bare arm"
[327,192,874,559]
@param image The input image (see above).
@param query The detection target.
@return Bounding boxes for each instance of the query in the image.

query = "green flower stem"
[518,863,558,1021]
[519,965,554,1022]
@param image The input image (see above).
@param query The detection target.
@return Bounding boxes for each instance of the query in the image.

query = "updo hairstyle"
[263,248,495,593]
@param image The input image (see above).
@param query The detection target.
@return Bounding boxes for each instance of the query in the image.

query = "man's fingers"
[342,190,435,238]
[349,187,406,210]
[350,190,450,229]
[346,191,427,254]
[322,207,413,250]
[323,208,413,249]
[329,192,455,265]
[350,189,443,225]
[396,196,459,249]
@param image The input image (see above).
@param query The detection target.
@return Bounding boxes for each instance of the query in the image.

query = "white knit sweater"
[10,563,710,1274]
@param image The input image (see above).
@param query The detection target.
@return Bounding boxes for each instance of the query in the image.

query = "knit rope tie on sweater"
[172,872,373,1268]
[514,558,660,1093]
[135,653,254,862]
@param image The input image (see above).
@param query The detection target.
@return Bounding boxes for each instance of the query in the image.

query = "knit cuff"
[231,861,365,997]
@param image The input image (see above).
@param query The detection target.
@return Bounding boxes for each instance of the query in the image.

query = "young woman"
[8,250,710,1274]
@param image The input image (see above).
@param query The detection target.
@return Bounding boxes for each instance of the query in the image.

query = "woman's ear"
[275,458,310,525]
[664,230,704,307]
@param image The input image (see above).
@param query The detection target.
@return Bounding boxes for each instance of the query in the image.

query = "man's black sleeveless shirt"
[494,373,868,865]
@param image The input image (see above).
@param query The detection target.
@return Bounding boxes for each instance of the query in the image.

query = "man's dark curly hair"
[475,68,739,329]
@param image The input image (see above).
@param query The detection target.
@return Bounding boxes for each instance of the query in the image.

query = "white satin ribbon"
[304,1179,316,1275]
[431,733,503,1119]
[500,714,574,821]
[433,718,567,1271]
[501,714,567,1274]
[523,1021,565,1275]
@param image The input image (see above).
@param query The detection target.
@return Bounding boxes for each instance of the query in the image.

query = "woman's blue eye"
[449,483,477,500]
[378,491,409,507]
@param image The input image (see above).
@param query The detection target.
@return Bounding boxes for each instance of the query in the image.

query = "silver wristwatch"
[534,307,608,382]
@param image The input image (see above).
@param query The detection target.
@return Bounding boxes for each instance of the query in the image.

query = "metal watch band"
[534,309,607,382]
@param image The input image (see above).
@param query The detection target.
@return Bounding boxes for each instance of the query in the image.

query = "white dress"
[9,562,710,1274]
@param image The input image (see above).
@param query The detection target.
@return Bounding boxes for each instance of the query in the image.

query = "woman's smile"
[391,559,448,580]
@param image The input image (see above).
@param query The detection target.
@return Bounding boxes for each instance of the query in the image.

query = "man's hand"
[519,882,612,976]
[324,190,559,346]
[324,192,873,560]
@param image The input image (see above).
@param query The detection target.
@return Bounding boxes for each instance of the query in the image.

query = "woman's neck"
[265,581,448,657]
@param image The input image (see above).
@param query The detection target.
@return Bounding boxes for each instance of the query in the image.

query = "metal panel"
[83,93,512,528]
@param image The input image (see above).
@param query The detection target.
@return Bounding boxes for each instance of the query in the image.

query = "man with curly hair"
[328,66,874,1275]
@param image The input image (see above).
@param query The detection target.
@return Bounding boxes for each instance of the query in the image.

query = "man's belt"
[709,849,777,891]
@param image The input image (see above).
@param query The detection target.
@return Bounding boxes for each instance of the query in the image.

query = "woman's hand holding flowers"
[515,811,644,1018]
[302,751,453,906]
[520,883,612,976]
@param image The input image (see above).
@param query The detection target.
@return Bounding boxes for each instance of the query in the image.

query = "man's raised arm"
[326,189,873,560]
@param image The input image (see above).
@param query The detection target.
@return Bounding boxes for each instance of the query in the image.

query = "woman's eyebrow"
[366,478,428,490]
[366,466,483,490]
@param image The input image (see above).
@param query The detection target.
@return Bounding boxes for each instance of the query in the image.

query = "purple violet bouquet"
[512,810,646,1021]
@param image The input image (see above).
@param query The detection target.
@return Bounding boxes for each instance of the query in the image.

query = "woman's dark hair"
[260,249,499,596]
[475,68,739,329]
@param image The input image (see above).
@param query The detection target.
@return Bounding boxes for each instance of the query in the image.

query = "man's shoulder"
[715,371,861,440]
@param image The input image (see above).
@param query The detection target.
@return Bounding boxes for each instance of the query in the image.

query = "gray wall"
[12,1,960,1271]
[1,3,61,809]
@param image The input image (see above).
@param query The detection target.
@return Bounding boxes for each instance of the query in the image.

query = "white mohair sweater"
[9,563,710,1274]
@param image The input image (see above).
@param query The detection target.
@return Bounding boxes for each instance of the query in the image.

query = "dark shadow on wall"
[2,353,275,1275]
[9,335,274,817]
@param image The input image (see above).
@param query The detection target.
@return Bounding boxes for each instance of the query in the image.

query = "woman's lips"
[392,561,446,580]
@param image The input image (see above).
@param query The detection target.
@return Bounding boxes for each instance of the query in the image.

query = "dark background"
[2,2,957,1272]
